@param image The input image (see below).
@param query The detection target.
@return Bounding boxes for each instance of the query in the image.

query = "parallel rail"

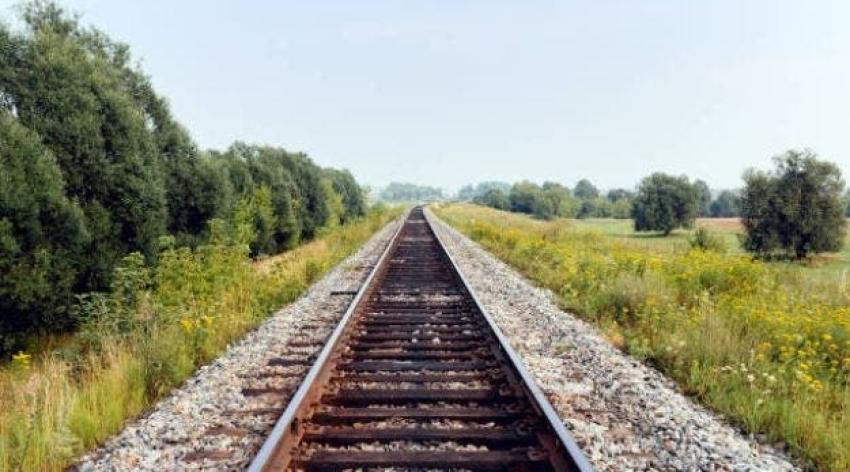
[249,207,593,471]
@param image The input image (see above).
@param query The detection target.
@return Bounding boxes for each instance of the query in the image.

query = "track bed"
[249,207,592,472]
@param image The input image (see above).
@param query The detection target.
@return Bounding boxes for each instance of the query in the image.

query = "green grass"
[571,217,850,281]
[435,204,850,471]
[0,208,401,471]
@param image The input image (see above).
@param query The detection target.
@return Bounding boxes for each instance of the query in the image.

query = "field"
[0,208,401,471]
[573,217,850,283]
[434,203,850,471]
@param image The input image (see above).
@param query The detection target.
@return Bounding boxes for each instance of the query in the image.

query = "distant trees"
[467,178,636,220]
[473,188,510,210]
[710,190,740,217]
[693,179,712,217]
[458,181,511,201]
[741,151,846,259]
[380,182,443,202]
[573,179,600,200]
[632,173,699,235]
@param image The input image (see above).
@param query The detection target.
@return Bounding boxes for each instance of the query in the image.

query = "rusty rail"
[248,207,594,471]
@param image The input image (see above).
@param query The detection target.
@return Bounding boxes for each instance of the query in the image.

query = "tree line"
[379,182,444,202]
[0,3,365,351]
[464,150,847,259]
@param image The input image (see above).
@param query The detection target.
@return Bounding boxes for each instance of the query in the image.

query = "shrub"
[741,150,846,259]
[632,173,699,235]
[689,227,727,253]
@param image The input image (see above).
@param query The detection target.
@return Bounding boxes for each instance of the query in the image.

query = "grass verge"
[0,207,401,471]
[434,203,849,471]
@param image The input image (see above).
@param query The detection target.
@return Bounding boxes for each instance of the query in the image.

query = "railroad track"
[248,207,593,471]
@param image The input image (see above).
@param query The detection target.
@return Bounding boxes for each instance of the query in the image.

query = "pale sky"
[2,1,849,191]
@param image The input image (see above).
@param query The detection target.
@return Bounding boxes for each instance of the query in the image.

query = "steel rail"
[247,213,407,472]
[425,207,594,472]
[248,207,595,471]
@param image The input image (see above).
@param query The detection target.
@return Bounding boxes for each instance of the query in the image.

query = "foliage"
[379,182,443,202]
[0,112,89,350]
[573,178,599,200]
[323,168,366,224]
[710,190,740,217]
[0,208,401,471]
[632,173,698,235]
[473,188,510,210]
[0,2,366,345]
[0,2,168,290]
[607,188,634,202]
[436,203,850,471]
[741,150,846,259]
[689,227,727,253]
[457,181,512,201]
[693,179,711,217]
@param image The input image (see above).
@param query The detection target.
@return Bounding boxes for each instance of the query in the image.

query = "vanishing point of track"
[248,207,593,471]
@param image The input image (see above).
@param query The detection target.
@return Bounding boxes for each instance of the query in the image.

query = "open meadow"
[434,203,850,471]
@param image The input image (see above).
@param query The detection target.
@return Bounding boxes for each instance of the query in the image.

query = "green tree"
[693,179,712,217]
[573,179,599,200]
[324,168,365,223]
[380,182,443,202]
[607,188,634,202]
[741,151,846,259]
[0,112,89,346]
[632,173,698,235]
[510,181,556,219]
[0,2,167,289]
[709,190,740,217]
[473,188,510,210]
[542,182,580,218]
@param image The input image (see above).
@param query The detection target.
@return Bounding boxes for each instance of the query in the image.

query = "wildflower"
[180,318,194,332]
[12,351,31,368]
[747,374,755,383]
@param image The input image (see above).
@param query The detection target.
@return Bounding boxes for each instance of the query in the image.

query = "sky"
[2,1,849,192]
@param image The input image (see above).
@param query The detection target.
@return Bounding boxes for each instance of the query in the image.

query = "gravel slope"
[427,209,798,472]
[75,217,403,471]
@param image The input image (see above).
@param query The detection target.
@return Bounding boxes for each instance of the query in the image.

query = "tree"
[693,179,712,217]
[324,168,366,223]
[458,181,512,201]
[844,189,850,217]
[632,173,698,235]
[0,2,167,289]
[510,181,556,219]
[573,179,599,200]
[709,190,740,217]
[473,188,510,210]
[0,111,89,345]
[607,189,634,202]
[541,182,579,217]
[741,150,846,259]
[380,183,443,202]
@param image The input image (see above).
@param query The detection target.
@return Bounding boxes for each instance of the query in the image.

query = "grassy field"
[434,203,850,471]
[0,208,401,471]
[573,217,850,283]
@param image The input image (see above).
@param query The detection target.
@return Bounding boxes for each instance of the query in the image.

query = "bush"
[741,150,846,259]
[632,173,699,235]
[0,111,89,347]
[689,227,727,253]
[473,188,510,210]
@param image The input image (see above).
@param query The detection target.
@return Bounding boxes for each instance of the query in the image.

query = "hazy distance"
[3,0,849,191]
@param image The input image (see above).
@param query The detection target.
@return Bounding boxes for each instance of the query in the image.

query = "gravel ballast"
[426,210,798,472]
[75,217,403,471]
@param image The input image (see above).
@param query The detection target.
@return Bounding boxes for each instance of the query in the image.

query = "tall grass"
[435,203,850,471]
[0,208,401,471]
